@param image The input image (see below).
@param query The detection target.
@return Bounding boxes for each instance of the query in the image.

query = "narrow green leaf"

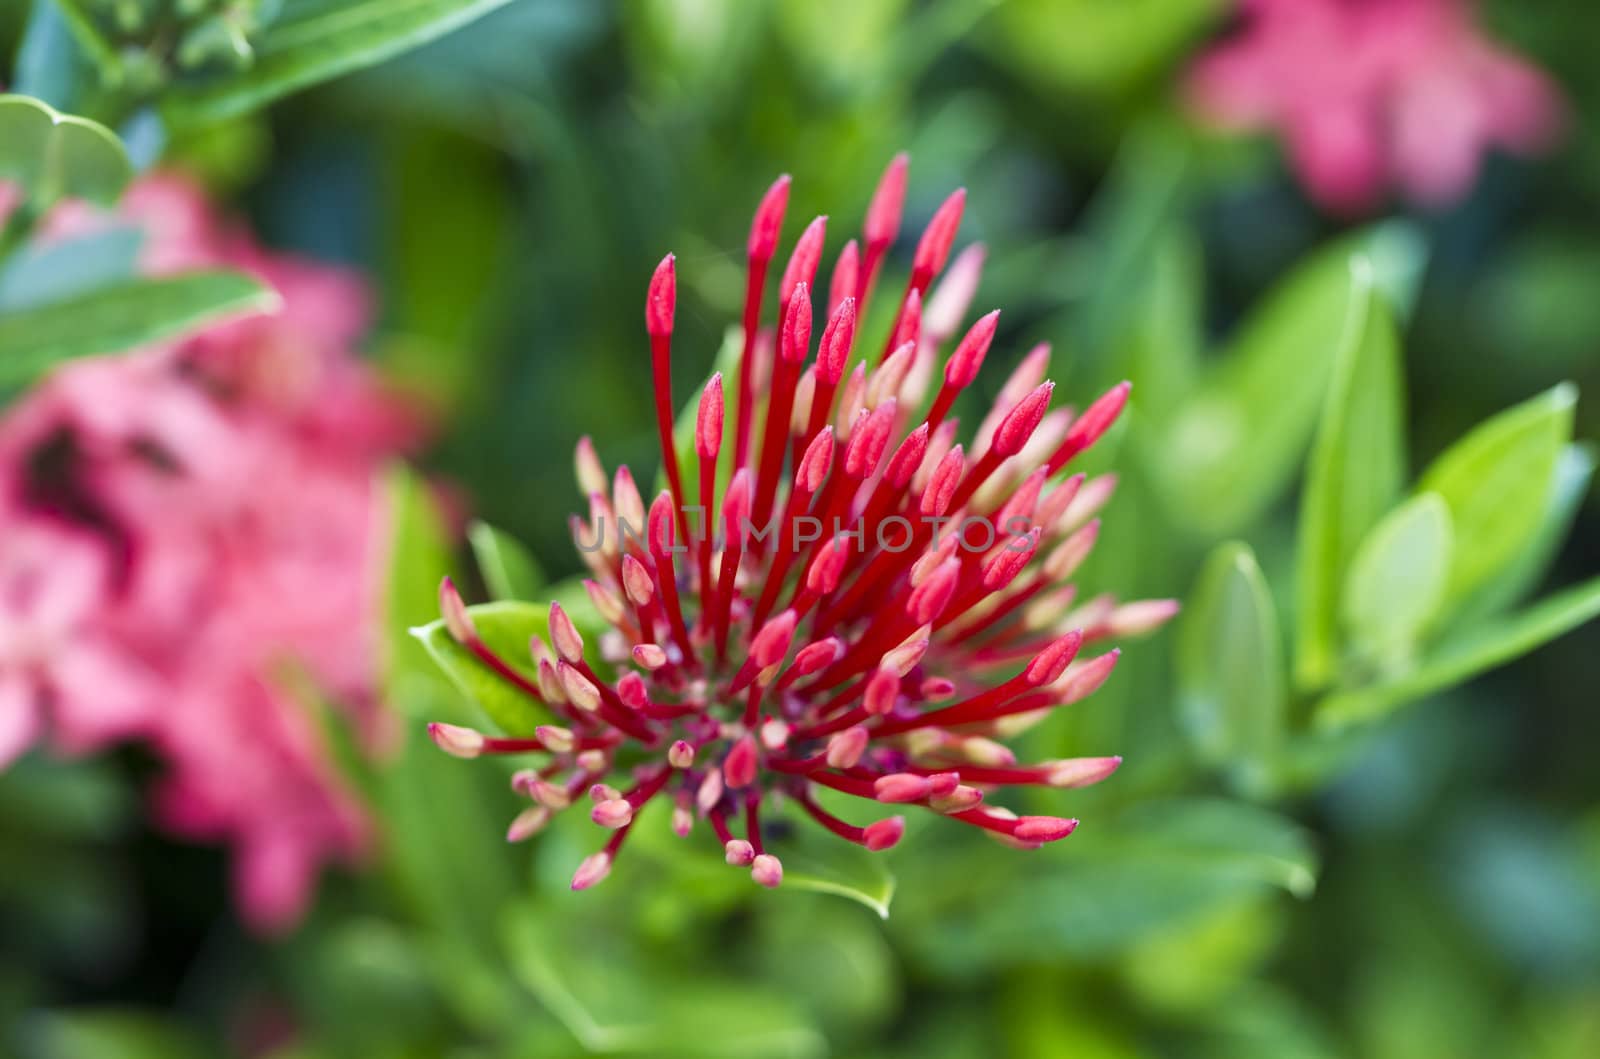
[0,270,278,385]
[0,93,131,208]
[467,520,545,602]
[0,226,142,311]
[1178,542,1285,789]
[1155,233,1370,533]
[1341,493,1453,675]
[161,0,518,127]
[410,602,553,734]
[1418,383,1576,604]
[1318,573,1600,728]
[769,814,897,919]
[1295,262,1407,689]
[1455,441,1596,625]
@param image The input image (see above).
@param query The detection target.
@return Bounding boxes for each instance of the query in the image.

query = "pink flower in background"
[0,174,418,932]
[1186,0,1565,213]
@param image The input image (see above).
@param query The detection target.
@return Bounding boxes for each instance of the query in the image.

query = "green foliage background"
[2,1,1599,1057]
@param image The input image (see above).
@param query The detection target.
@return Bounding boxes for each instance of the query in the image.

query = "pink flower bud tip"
[507,807,551,843]
[428,722,484,759]
[571,851,613,890]
[724,839,756,866]
[534,725,575,754]
[724,734,759,789]
[439,578,476,643]
[751,853,784,888]
[696,373,725,458]
[645,253,675,338]
[748,174,792,261]
[548,601,584,663]
[874,773,933,803]
[1047,756,1123,788]
[865,153,909,248]
[668,740,696,769]
[633,643,668,670]
[592,798,635,829]
[1013,816,1078,842]
[864,817,905,851]
[826,725,870,769]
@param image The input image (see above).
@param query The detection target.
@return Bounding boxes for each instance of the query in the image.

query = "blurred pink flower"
[1186,0,1565,213]
[0,174,419,932]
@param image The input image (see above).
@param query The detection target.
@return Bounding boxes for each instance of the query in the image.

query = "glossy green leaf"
[410,602,553,734]
[895,799,1318,971]
[0,94,131,208]
[161,0,519,127]
[504,903,827,1057]
[1455,441,1597,626]
[1295,264,1407,689]
[1341,493,1453,676]
[1417,383,1576,604]
[1178,542,1285,788]
[0,226,142,312]
[769,814,898,919]
[0,270,278,385]
[1319,573,1600,728]
[1156,227,1423,534]
[468,520,546,602]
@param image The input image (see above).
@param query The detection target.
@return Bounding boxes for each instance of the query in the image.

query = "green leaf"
[1155,228,1422,534]
[503,902,827,1058]
[894,798,1318,972]
[468,520,546,602]
[1417,383,1576,605]
[1178,542,1285,789]
[1341,493,1453,676]
[0,94,131,209]
[769,813,898,919]
[161,0,519,128]
[0,270,278,385]
[1455,441,1597,625]
[409,602,553,734]
[21,1010,212,1059]
[1295,264,1407,689]
[1318,573,1600,728]
[0,226,143,312]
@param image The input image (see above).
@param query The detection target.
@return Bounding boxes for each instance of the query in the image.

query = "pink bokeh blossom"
[0,174,419,932]
[1186,0,1565,213]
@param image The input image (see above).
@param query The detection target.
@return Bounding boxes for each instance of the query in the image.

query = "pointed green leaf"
[504,903,827,1058]
[0,226,143,312]
[1178,542,1285,787]
[1341,493,1453,675]
[1455,441,1596,625]
[1319,573,1600,728]
[769,814,897,919]
[1154,238,1354,533]
[0,94,131,208]
[1295,263,1407,688]
[468,520,545,602]
[1418,383,1576,604]
[161,0,518,128]
[0,271,278,385]
[410,602,553,734]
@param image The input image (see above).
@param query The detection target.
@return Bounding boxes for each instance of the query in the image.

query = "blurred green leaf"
[410,602,554,734]
[1178,542,1284,789]
[1455,441,1597,625]
[1156,230,1420,533]
[1295,268,1407,689]
[19,1009,213,1059]
[1417,383,1576,605]
[1319,573,1600,728]
[504,903,827,1057]
[0,227,142,312]
[1341,493,1453,676]
[0,94,130,209]
[0,270,277,385]
[161,0,518,127]
[768,817,897,919]
[469,520,546,602]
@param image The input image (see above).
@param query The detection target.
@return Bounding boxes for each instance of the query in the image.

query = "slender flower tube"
[426,158,1177,890]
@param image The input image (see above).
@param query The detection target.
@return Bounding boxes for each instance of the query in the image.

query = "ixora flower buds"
[425,157,1177,890]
